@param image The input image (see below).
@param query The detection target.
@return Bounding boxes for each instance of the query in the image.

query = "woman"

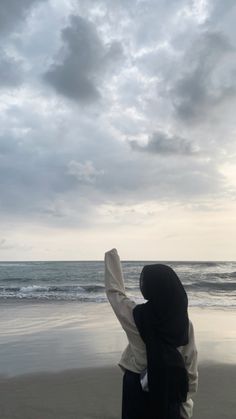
[104,248,198,419]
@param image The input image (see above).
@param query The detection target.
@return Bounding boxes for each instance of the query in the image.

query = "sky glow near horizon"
[0,0,236,261]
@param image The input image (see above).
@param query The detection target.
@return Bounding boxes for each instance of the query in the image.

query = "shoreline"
[0,297,235,310]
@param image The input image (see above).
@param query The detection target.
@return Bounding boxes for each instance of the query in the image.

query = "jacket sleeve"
[180,322,198,418]
[104,248,138,335]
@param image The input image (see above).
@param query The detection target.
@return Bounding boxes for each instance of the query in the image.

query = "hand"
[105,248,118,254]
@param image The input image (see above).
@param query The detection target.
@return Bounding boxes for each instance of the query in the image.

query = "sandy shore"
[0,363,235,419]
[1,303,235,418]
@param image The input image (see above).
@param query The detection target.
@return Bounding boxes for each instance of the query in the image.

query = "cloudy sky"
[0,0,236,261]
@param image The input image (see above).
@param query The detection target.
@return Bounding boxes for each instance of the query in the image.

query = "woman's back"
[104,248,198,419]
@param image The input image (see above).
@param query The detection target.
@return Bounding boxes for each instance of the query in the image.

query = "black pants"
[122,369,181,419]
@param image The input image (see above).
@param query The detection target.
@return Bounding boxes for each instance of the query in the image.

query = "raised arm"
[104,248,138,334]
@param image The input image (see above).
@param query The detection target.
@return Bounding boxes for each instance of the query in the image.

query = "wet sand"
[0,363,235,419]
[0,302,236,418]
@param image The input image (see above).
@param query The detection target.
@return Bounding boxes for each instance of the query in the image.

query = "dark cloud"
[44,15,124,103]
[0,49,23,87]
[169,31,236,121]
[129,131,199,156]
[0,0,46,36]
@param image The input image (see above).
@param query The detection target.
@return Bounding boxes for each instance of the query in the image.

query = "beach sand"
[0,363,236,419]
[0,302,236,418]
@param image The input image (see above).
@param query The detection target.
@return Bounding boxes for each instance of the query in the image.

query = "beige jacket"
[104,248,198,419]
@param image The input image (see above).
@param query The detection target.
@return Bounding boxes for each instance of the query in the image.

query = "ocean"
[1,260,236,376]
[0,260,236,308]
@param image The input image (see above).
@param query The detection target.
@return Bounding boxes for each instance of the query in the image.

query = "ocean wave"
[184,281,236,291]
[0,260,235,307]
[0,283,108,301]
[0,293,108,302]
[172,261,220,268]
[81,284,105,292]
[0,284,105,293]
[0,279,235,299]
[203,271,236,279]
[0,293,235,308]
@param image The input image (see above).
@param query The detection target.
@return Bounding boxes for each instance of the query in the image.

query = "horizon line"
[0,259,235,263]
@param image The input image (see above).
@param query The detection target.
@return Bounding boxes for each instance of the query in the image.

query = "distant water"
[0,261,236,308]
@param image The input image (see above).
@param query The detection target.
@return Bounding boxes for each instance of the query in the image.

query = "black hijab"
[133,264,189,418]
